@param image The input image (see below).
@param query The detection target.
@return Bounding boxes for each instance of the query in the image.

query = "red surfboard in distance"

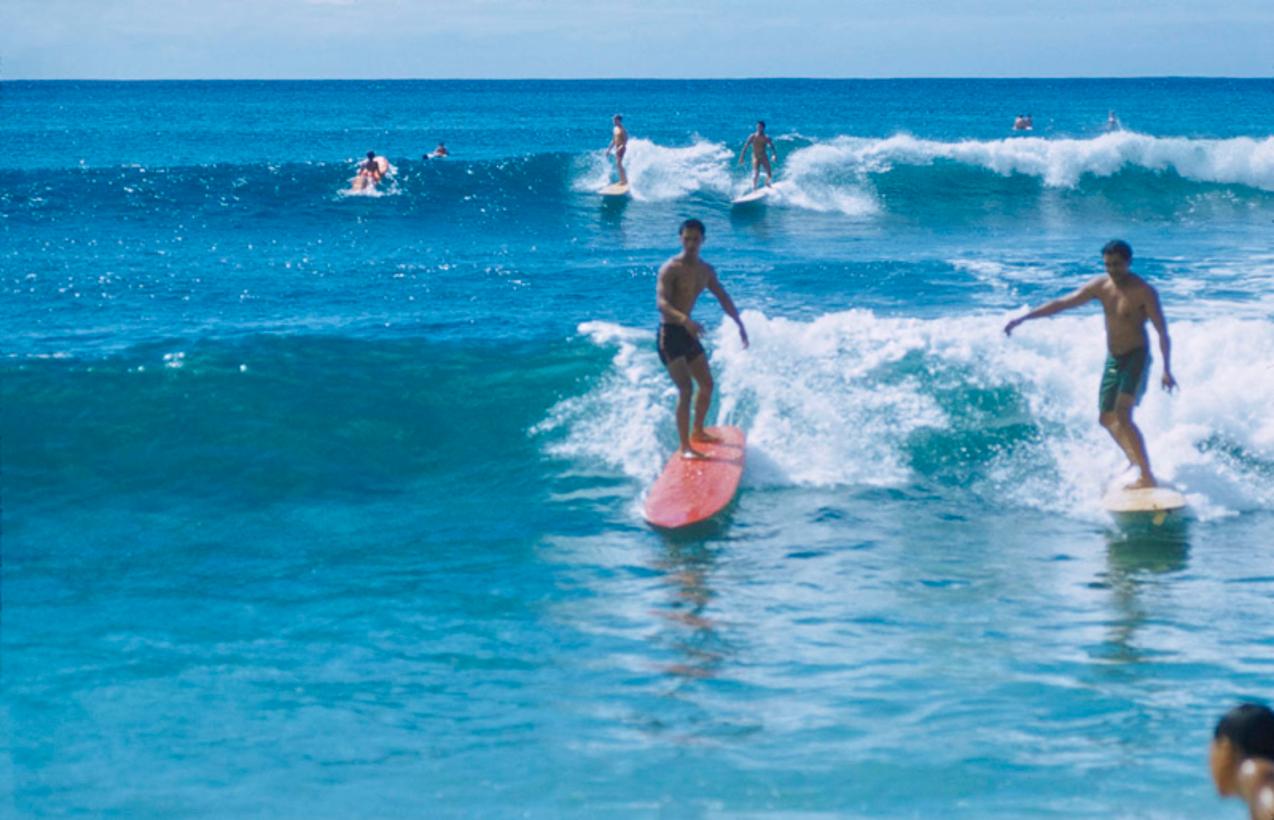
[643,426,745,529]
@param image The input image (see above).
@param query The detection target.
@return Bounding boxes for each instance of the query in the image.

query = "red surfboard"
[643,426,746,529]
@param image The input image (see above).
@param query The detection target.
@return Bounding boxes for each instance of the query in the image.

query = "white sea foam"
[575,138,733,201]
[537,312,1274,521]
[573,132,1274,214]
[783,132,1274,190]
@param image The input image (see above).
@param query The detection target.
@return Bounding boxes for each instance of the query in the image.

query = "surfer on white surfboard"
[1004,239,1177,489]
[656,218,748,460]
[604,114,628,186]
[738,120,778,190]
[350,150,387,192]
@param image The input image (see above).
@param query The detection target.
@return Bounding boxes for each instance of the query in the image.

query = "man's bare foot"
[1124,474,1157,490]
[691,429,723,444]
[680,447,709,461]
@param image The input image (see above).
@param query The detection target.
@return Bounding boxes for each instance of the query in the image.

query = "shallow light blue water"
[3,79,1273,816]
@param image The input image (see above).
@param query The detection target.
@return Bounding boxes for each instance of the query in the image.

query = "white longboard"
[599,182,630,198]
[1103,487,1187,525]
[732,186,772,205]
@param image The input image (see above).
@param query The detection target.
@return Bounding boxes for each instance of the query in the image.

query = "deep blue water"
[3,79,1274,817]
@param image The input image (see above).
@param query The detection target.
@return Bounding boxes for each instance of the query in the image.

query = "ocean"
[3,78,1273,816]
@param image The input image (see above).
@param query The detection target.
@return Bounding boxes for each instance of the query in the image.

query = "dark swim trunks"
[656,323,705,366]
[1099,347,1151,412]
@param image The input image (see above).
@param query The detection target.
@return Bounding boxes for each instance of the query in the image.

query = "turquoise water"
[3,79,1274,816]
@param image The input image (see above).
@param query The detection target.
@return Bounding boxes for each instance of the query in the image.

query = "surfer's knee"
[1099,411,1119,431]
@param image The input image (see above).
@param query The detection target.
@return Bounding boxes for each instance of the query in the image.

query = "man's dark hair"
[366,151,376,160]
[614,114,622,121]
[757,120,766,129]
[679,218,706,237]
[1215,703,1274,759]
[1102,239,1133,261]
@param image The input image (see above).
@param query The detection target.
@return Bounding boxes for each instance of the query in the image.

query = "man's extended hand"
[1004,317,1022,337]
[684,319,705,339]
[1162,371,1178,393]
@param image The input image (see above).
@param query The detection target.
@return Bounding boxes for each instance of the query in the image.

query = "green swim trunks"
[1099,347,1151,413]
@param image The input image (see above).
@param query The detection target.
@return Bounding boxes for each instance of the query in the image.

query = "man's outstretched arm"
[1004,280,1099,336]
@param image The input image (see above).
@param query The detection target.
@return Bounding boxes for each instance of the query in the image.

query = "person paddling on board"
[1210,703,1274,820]
[738,120,778,190]
[1004,239,1177,489]
[350,150,383,191]
[426,142,448,159]
[657,218,748,460]
[605,114,629,186]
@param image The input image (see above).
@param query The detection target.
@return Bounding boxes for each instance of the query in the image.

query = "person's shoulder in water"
[1211,703,1274,820]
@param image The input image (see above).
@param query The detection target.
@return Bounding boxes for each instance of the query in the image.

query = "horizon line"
[6,75,1272,83]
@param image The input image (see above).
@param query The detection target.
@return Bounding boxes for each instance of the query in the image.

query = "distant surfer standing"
[738,120,778,189]
[605,114,629,185]
[656,219,748,459]
[1004,240,1177,489]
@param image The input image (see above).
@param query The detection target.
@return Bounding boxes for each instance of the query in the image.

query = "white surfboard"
[732,186,771,205]
[1103,487,1187,525]
[599,182,630,198]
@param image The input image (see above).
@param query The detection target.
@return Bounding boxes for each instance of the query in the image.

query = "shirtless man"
[656,219,748,459]
[351,150,383,191]
[1004,240,1176,489]
[1210,703,1274,820]
[738,120,778,189]
[605,114,628,185]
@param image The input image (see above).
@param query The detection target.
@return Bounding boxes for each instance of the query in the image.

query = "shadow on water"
[1105,515,1192,577]
[727,201,769,235]
[1097,514,1192,665]
[650,540,727,684]
[598,193,630,223]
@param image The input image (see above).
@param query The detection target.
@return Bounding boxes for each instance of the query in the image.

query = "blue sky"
[3,0,1272,79]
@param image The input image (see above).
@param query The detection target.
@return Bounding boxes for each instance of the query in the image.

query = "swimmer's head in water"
[1102,239,1132,261]
[1102,240,1132,278]
[679,219,706,255]
[1211,703,1274,794]
[679,218,705,238]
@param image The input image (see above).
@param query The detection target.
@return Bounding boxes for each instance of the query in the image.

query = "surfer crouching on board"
[1210,703,1274,820]
[605,114,628,185]
[1004,239,1176,489]
[657,218,748,460]
[738,120,778,189]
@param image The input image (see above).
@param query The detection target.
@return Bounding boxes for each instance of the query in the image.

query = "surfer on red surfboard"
[656,218,749,460]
